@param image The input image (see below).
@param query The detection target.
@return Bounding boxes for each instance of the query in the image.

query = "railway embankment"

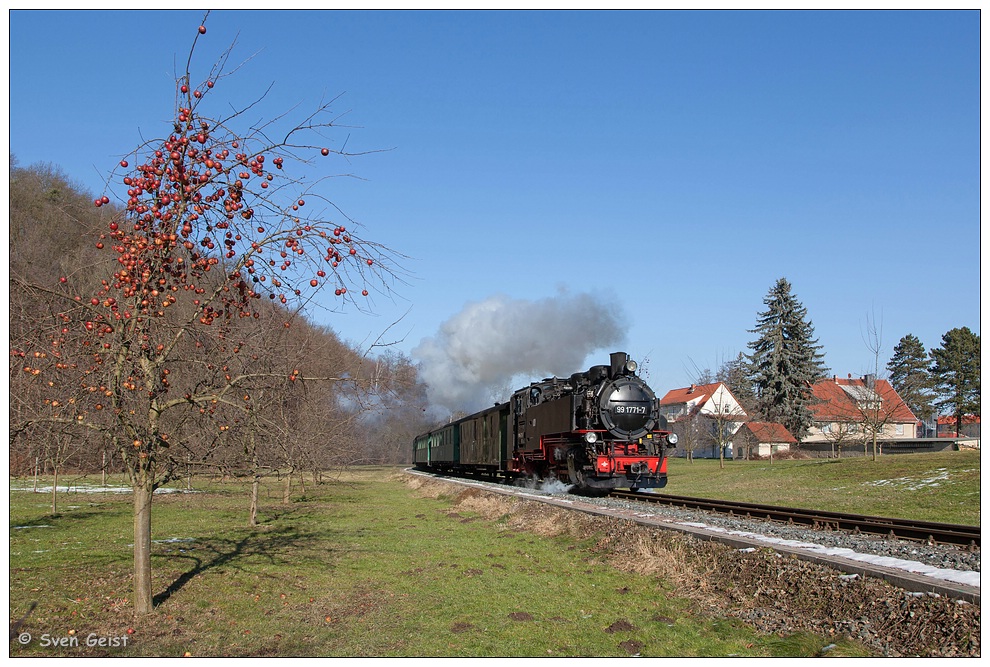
[406,470,980,657]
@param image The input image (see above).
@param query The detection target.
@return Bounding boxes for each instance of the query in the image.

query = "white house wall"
[700,385,744,418]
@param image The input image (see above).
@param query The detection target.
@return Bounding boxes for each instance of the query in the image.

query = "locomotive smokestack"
[609,352,628,378]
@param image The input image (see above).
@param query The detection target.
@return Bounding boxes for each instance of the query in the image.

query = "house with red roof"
[658,382,748,459]
[734,421,797,459]
[805,375,918,446]
[937,415,980,438]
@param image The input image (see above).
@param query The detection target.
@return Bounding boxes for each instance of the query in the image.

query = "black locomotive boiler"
[413,352,678,492]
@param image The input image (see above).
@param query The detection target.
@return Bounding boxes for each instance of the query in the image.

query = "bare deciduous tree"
[818,419,859,459]
[10,14,401,617]
[860,310,897,461]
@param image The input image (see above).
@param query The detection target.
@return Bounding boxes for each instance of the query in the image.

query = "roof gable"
[659,382,722,406]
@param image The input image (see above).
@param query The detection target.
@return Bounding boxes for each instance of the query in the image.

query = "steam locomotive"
[413,352,678,492]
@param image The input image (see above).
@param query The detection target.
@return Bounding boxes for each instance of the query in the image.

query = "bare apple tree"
[10,14,402,616]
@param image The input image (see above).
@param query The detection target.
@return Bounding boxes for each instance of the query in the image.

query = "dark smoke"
[412,290,625,413]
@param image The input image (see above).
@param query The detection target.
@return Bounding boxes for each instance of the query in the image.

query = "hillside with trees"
[9,158,431,477]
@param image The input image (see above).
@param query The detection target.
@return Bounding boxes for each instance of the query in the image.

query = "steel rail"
[609,491,981,549]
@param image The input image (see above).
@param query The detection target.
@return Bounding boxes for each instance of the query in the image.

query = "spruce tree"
[930,327,980,436]
[886,334,935,429]
[746,278,828,440]
[720,352,758,416]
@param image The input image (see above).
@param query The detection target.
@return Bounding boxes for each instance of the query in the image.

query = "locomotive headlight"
[625,360,638,374]
[585,432,599,444]
[667,433,679,446]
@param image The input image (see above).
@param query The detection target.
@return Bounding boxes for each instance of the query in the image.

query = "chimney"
[609,352,628,378]
[687,384,695,394]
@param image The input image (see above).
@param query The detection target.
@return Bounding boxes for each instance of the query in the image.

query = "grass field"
[8,450,980,657]
[663,450,981,525]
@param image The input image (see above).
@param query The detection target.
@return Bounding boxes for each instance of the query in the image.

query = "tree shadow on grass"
[10,507,128,530]
[152,525,328,608]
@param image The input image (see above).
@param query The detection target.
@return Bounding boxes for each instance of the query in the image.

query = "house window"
[895,423,904,436]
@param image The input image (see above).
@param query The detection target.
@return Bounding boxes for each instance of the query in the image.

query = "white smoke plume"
[412,290,626,414]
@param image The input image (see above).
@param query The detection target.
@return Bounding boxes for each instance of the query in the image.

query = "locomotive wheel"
[567,449,585,486]
[567,448,612,497]
[566,448,589,487]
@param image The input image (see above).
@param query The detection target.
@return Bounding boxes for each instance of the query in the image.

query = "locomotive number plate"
[613,405,648,415]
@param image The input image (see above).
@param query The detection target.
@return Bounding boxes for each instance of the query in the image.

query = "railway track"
[610,491,981,549]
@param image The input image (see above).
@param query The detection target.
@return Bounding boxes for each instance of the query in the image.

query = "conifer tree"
[746,277,828,440]
[886,333,935,429]
[929,327,980,436]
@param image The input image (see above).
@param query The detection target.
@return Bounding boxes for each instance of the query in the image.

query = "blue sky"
[8,9,982,404]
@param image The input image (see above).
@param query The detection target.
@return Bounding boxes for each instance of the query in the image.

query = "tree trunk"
[51,465,59,515]
[283,472,291,505]
[249,474,260,527]
[132,467,155,616]
[247,422,260,526]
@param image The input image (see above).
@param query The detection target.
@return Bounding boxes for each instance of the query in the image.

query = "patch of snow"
[673,520,981,589]
[10,485,191,494]
[865,468,953,491]
[152,537,196,544]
